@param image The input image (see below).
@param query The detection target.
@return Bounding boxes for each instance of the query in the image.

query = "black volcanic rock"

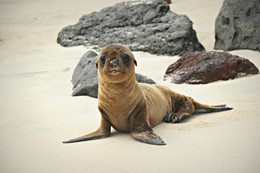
[57,0,204,56]
[215,0,260,51]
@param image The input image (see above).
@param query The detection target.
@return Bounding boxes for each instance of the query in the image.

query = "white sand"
[0,0,260,172]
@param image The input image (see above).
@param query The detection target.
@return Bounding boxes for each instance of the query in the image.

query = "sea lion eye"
[100,54,107,65]
[122,53,130,66]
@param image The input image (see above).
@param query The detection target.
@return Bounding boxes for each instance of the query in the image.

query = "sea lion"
[63,44,232,145]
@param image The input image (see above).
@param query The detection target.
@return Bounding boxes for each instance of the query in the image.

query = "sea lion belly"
[139,83,172,127]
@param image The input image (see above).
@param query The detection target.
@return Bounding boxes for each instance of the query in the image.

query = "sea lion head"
[96,44,137,83]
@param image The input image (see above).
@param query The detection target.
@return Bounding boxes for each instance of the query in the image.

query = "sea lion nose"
[110,58,119,67]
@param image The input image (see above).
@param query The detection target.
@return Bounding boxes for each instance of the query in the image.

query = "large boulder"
[214,0,260,51]
[72,50,156,98]
[57,0,204,56]
[164,51,259,84]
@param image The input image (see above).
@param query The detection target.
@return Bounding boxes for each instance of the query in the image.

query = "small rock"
[164,51,259,84]
[72,50,156,98]
[71,51,98,97]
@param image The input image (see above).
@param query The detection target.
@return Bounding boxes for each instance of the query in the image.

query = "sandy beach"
[0,0,260,172]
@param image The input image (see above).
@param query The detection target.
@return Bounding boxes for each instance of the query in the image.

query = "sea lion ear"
[134,60,137,66]
[96,60,98,68]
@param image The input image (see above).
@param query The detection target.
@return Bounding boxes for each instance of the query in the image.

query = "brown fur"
[63,44,232,145]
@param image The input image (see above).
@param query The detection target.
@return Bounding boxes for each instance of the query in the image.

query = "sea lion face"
[96,44,137,83]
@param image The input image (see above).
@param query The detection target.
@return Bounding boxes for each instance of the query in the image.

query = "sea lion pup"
[63,44,232,145]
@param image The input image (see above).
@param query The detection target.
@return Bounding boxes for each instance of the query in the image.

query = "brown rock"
[164,0,171,4]
[164,51,259,84]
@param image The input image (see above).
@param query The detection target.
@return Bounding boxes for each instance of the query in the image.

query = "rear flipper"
[164,94,233,123]
[164,103,232,124]
[164,112,189,123]
[194,104,233,114]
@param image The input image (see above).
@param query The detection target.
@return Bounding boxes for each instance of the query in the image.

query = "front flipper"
[130,101,166,145]
[63,116,111,144]
[130,131,166,145]
[63,130,108,143]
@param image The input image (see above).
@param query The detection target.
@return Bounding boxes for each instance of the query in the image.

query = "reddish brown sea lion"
[63,44,232,145]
